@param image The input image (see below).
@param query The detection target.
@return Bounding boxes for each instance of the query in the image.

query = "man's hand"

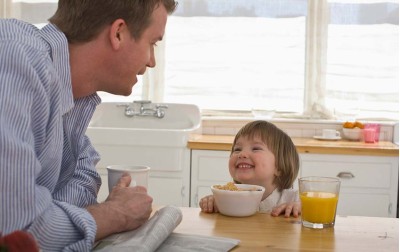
[87,173,153,241]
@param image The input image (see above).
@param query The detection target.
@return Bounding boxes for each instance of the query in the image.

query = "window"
[1,0,57,25]
[105,1,307,112]
[161,0,398,120]
[3,0,398,121]
[324,0,398,120]
[164,1,307,114]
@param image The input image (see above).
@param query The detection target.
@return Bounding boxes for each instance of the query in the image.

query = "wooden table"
[173,207,399,251]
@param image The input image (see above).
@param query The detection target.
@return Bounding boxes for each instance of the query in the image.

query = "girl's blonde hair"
[231,120,299,191]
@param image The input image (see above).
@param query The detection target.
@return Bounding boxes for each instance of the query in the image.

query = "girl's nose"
[238,151,249,158]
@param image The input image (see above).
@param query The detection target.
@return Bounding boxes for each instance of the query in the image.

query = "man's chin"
[108,88,133,97]
[118,80,136,96]
[121,89,133,96]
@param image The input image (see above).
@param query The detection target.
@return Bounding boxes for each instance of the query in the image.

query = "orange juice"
[300,191,339,224]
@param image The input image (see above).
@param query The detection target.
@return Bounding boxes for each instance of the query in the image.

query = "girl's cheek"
[228,158,236,174]
[228,155,237,166]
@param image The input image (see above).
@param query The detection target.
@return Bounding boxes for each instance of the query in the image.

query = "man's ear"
[109,19,127,50]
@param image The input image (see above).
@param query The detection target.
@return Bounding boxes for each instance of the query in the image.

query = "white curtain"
[142,39,166,103]
[0,0,11,18]
[304,0,332,119]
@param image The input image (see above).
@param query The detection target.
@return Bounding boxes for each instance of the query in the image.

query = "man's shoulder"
[0,18,40,38]
[0,19,50,56]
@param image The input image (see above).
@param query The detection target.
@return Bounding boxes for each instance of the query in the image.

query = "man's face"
[107,4,168,96]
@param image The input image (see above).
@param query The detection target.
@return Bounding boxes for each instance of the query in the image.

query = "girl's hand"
[199,195,219,213]
[271,201,301,218]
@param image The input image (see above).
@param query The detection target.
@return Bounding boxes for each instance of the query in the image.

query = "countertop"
[188,134,399,156]
[173,207,398,252]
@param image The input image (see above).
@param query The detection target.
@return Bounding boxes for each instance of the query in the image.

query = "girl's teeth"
[238,164,252,168]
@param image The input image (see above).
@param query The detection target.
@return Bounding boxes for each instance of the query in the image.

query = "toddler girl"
[199,120,300,217]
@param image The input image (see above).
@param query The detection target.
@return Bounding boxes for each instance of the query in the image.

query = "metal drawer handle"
[181,186,185,197]
[337,172,355,179]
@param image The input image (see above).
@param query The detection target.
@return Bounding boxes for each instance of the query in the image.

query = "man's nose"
[147,48,156,68]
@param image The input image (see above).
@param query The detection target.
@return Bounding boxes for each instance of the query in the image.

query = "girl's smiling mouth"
[237,163,254,169]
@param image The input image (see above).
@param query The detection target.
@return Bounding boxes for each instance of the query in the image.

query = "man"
[0,0,177,251]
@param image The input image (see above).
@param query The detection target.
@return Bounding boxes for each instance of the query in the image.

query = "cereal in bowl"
[213,182,260,191]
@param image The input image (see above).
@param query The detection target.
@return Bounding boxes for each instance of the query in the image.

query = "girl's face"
[229,135,278,191]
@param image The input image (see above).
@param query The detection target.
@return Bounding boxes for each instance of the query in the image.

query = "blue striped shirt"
[0,19,102,251]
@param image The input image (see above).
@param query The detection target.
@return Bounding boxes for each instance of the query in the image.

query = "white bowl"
[342,128,362,141]
[211,184,265,217]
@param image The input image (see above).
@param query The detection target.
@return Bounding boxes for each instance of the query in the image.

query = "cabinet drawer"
[338,192,392,217]
[300,154,393,189]
[193,150,231,182]
[148,177,185,207]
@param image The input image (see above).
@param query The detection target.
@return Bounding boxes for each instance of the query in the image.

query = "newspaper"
[92,206,239,252]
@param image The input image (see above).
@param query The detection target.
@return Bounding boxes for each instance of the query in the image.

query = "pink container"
[363,128,376,143]
[364,123,381,142]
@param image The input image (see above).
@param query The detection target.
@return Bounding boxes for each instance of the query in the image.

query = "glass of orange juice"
[299,177,341,229]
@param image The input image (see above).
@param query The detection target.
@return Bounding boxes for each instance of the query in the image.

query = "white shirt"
[259,188,299,213]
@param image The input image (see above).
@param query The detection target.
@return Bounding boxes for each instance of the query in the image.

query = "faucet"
[154,104,169,118]
[116,103,136,117]
[137,100,168,118]
[135,100,152,114]
[117,100,168,118]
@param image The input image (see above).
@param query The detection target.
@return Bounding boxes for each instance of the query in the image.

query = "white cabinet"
[97,169,190,206]
[190,150,399,217]
[96,150,191,207]
[147,169,190,207]
[300,154,399,217]
[190,150,231,207]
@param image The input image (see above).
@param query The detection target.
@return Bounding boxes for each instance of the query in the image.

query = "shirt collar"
[39,23,74,114]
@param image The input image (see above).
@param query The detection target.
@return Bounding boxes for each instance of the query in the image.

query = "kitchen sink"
[86,102,201,171]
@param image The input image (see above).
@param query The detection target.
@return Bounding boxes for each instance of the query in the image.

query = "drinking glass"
[299,177,341,229]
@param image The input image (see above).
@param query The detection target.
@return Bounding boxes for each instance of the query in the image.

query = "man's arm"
[0,39,98,251]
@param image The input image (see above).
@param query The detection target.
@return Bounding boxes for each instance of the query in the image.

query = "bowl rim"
[211,183,265,193]
[211,183,265,217]
[342,127,362,131]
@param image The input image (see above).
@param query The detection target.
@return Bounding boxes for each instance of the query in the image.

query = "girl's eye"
[233,147,241,152]
[252,146,263,151]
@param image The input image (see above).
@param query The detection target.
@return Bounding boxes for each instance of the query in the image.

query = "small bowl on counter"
[211,183,265,217]
[251,109,275,119]
[342,127,362,141]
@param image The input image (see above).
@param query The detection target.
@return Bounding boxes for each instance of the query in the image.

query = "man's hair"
[231,120,300,191]
[48,0,177,43]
